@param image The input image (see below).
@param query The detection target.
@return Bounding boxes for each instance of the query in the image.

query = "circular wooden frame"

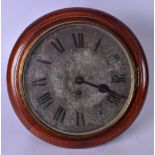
[7,8,148,148]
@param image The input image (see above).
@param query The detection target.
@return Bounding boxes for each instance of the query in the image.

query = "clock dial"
[22,22,135,135]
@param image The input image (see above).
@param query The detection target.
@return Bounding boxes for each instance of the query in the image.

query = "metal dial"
[22,22,135,135]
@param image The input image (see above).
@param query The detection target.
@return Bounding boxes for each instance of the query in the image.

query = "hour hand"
[98,84,126,98]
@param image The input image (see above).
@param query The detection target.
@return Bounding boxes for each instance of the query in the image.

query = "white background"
[2,0,154,155]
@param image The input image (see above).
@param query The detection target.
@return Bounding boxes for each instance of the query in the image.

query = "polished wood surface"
[7,8,148,148]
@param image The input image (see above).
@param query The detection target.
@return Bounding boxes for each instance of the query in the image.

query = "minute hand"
[87,82,126,98]
[75,76,126,98]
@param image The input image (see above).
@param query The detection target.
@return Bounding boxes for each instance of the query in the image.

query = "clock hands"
[75,76,126,98]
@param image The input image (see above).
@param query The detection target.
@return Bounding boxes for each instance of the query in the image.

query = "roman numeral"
[37,92,53,109]
[72,33,84,48]
[76,111,85,126]
[106,93,120,105]
[111,74,126,83]
[94,38,102,51]
[32,77,47,86]
[37,59,51,65]
[53,106,66,123]
[51,38,65,53]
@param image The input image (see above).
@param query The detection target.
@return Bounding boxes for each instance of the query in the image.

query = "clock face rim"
[7,8,148,148]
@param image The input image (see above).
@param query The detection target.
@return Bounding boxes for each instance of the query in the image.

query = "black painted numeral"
[53,106,66,123]
[111,74,126,83]
[37,92,53,109]
[94,38,102,51]
[51,38,65,53]
[106,93,120,105]
[72,33,84,48]
[37,59,51,65]
[76,111,85,126]
[32,77,47,86]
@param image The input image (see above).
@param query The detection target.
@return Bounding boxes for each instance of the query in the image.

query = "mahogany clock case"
[7,8,148,148]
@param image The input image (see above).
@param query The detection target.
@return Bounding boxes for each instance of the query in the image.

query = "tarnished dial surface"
[22,22,136,135]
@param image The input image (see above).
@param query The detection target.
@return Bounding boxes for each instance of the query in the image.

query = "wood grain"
[7,8,148,148]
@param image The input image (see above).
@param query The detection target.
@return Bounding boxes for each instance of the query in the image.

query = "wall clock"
[7,8,148,148]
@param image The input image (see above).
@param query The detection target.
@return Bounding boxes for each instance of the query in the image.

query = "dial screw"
[76,90,82,95]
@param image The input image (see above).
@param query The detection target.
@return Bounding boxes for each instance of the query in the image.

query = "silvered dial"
[22,22,135,135]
